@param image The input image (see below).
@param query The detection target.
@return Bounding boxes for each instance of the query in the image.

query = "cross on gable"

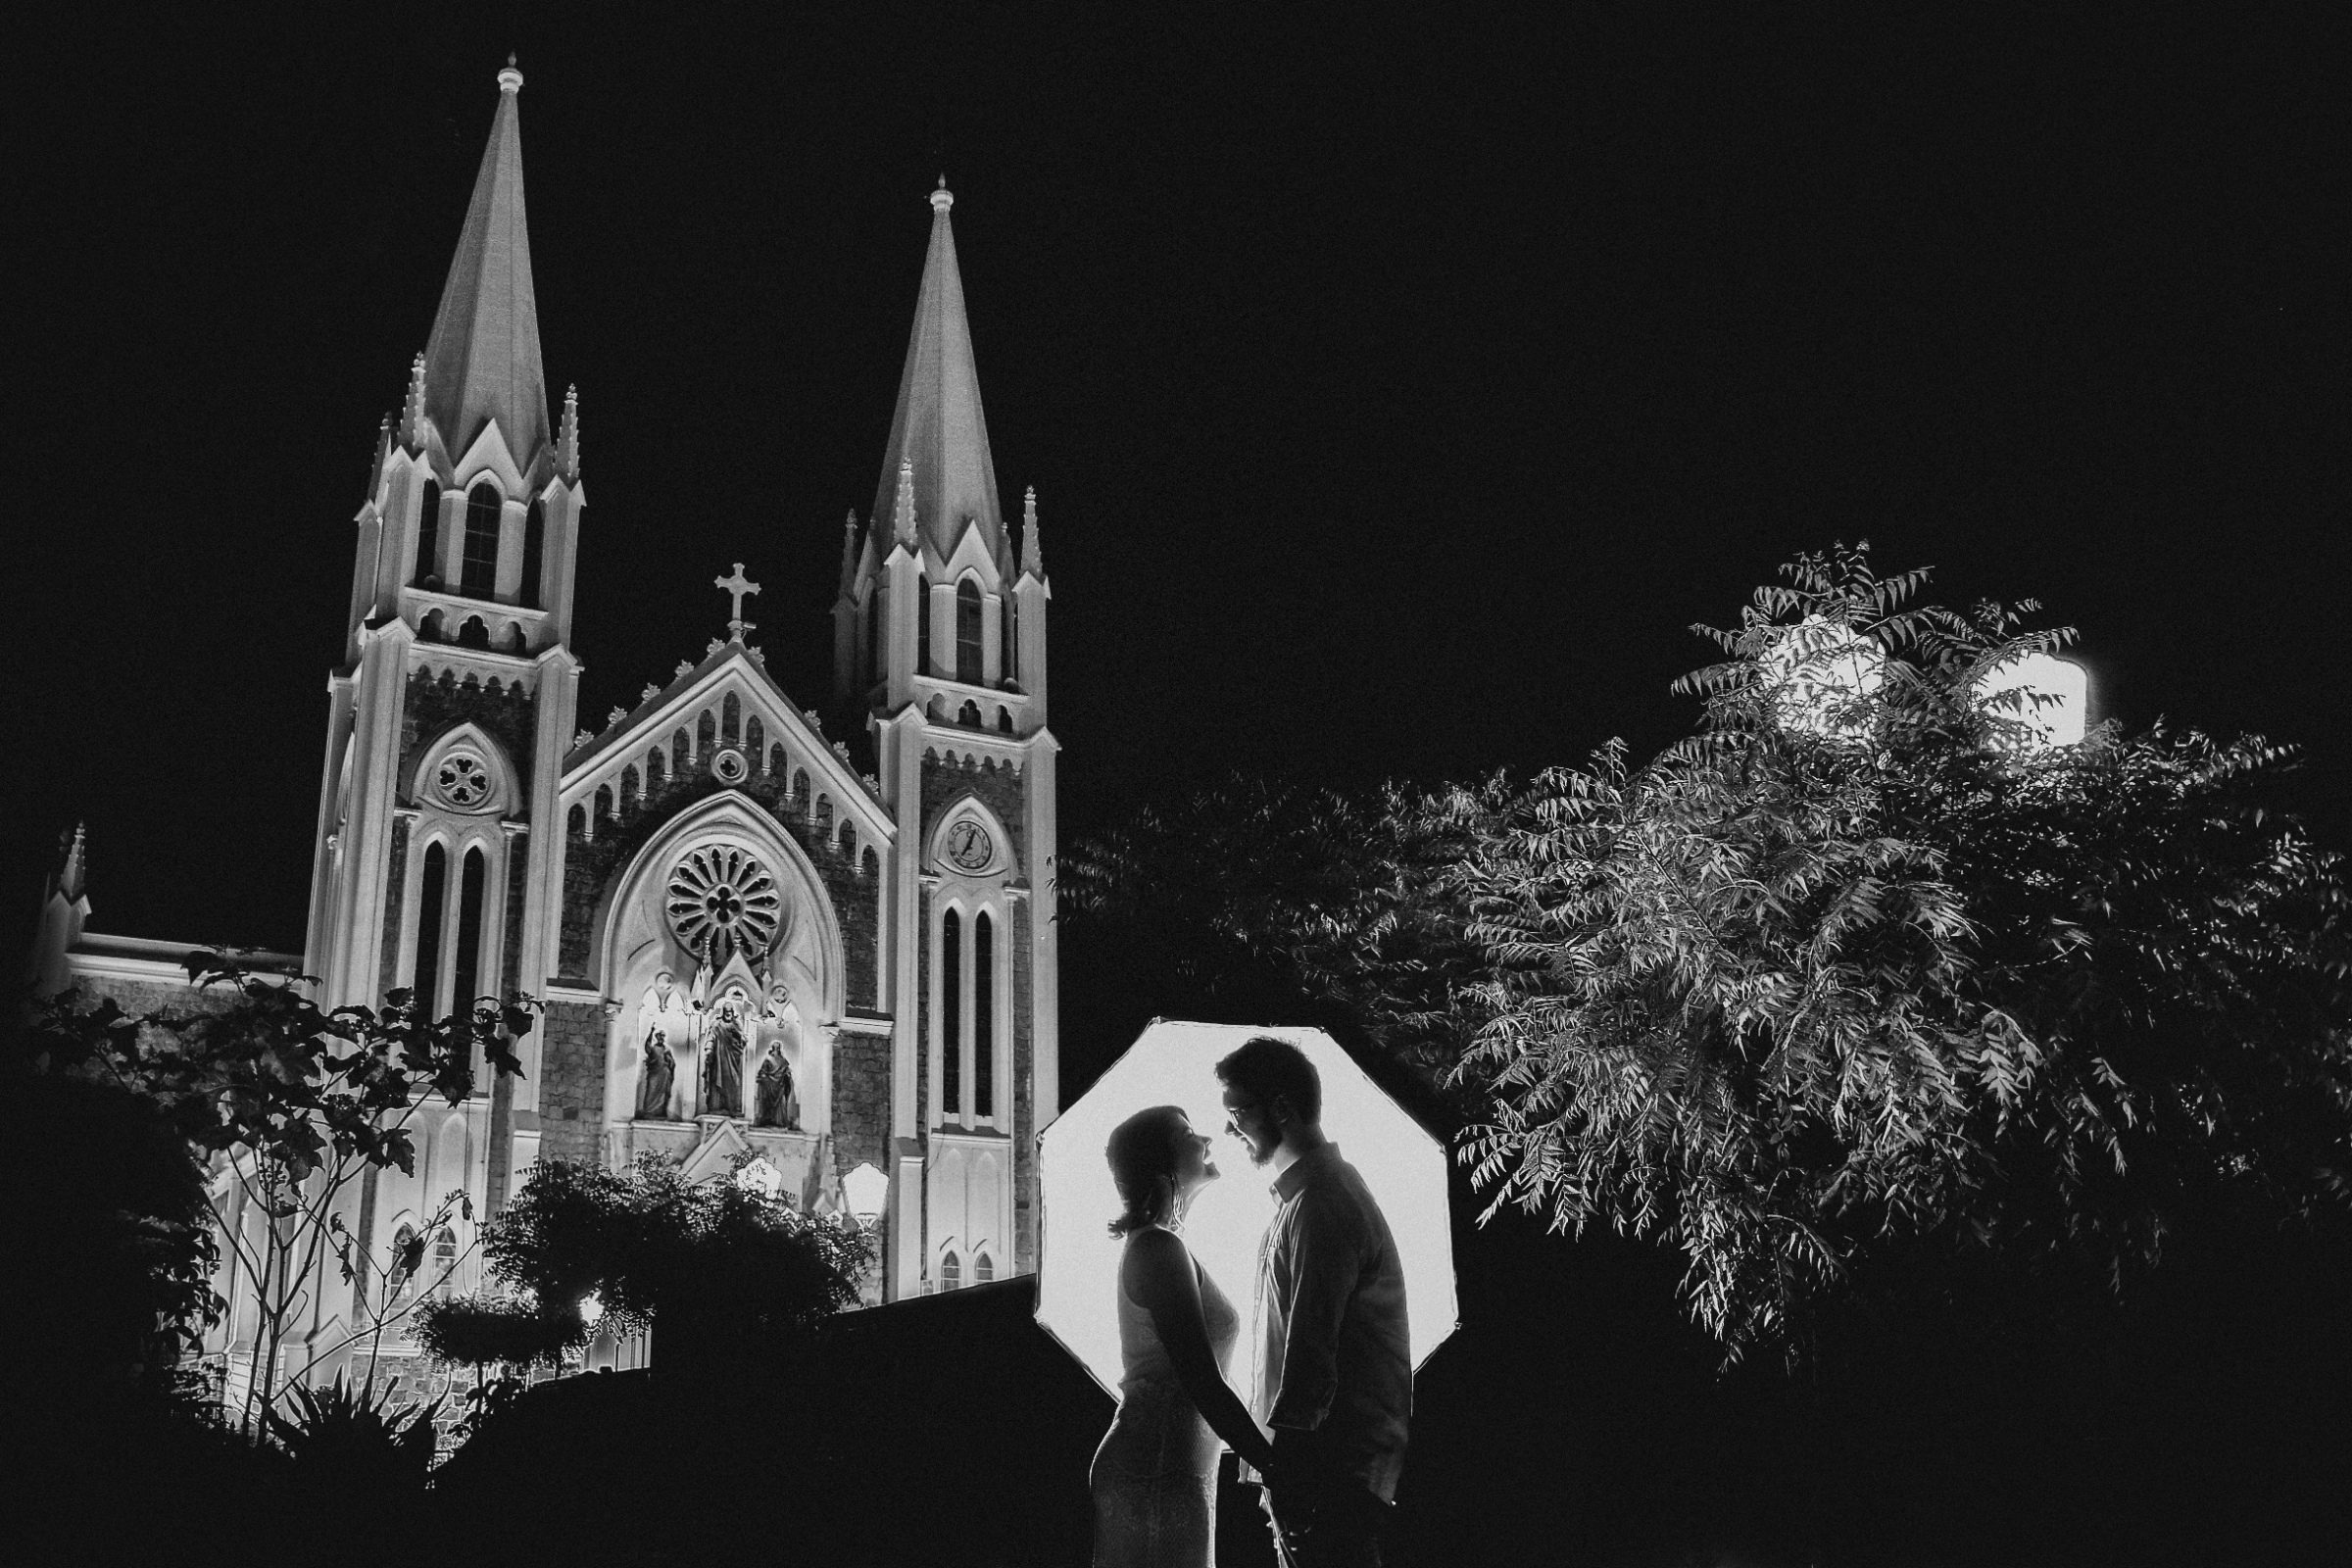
[715,562,761,641]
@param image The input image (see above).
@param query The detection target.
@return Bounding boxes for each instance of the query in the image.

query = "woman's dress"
[1089,1235,1243,1568]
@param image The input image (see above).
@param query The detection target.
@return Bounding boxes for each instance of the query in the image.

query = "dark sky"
[9,5,2345,958]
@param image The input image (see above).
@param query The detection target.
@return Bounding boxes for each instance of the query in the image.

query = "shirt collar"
[1270,1142,1341,1202]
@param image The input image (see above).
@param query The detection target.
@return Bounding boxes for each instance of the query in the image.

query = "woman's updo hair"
[1104,1104,1189,1238]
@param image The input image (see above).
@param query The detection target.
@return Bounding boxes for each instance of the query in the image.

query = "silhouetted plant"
[444,1153,870,1366]
[263,1374,441,1494]
[24,953,534,1428]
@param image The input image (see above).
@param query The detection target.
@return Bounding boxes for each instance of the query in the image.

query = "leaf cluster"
[26,954,531,1188]
[1066,544,2352,1364]
[466,1155,872,1350]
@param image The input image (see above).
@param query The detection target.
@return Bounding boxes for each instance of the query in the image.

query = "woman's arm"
[1123,1229,1281,1476]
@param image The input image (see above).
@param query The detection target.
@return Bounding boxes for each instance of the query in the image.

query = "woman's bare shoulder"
[1119,1226,1192,1285]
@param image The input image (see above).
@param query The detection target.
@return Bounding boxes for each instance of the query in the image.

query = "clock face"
[944,820,993,873]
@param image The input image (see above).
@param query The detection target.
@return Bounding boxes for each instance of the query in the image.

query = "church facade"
[29,62,1061,1373]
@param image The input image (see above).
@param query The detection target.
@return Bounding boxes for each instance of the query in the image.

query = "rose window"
[710,747,750,785]
[434,752,493,809]
[666,846,783,961]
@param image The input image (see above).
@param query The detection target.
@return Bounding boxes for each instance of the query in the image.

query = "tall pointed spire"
[872,178,1004,563]
[419,60,551,466]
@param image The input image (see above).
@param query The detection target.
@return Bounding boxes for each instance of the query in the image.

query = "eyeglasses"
[1223,1100,1265,1136]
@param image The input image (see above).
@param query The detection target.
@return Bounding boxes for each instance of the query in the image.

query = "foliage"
[1061,774,1496,1102]
[1450,545,2352,1357]
[263,1374,441,1494]
[0,1061,223,1396]
[1068,545,2352,1363]
[24,953,533,1427]
[464,1154,872,1354]
[413,1293,585,1371]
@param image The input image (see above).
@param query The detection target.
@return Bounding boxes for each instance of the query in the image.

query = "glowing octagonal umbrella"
[1036,1020,1457,1401]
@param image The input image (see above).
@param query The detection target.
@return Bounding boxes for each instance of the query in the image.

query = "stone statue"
[636,1022,675,1120]
[634,970,684,1120]
[754,1047,799,1130]
[702,990,749,1117]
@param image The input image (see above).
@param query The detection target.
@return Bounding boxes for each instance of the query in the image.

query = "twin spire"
[416,74,1031,576]
[871,179,1008,566]
[418,61,551,467]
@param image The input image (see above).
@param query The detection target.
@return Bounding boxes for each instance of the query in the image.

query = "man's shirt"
[1245,1143,1412,1501]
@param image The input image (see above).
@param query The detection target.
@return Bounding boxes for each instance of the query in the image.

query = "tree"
[24,953,532,1428]
[429,1153,871,1375]
[1067,546,2352,1362]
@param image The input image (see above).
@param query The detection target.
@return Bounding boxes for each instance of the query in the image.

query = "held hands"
[1259,1426,1325,1533]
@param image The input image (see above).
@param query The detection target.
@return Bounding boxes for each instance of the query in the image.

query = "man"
[1218,1036,1411,1567]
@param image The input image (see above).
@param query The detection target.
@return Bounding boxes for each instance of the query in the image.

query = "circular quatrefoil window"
[667,845,783,959]
[434,751,494,809]
[710,747,750,785]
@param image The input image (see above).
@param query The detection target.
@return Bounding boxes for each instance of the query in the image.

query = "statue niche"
[633,969,691,1121]
[701,985,752,1119]
[754,985,804,1130]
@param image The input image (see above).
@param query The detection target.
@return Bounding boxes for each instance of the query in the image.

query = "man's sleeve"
[1267,1188,1364,1432]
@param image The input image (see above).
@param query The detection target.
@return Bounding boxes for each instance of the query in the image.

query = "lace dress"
[1089,1233,1243,1568]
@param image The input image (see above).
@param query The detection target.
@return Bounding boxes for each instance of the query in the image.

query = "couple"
[1092,1037,1411,1568]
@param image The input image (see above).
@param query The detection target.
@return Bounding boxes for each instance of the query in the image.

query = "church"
[27,61,1062,1375]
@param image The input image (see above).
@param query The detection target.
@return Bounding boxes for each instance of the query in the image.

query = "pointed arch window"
[941,1250,961,1293]
[414,843,448,1017]
[452,847,488,1020]
[975,1251,995,1285]
[942,908,961,1117]
[956,580,983,684]
[461,483,501,598]
[414,479,444,586]
[386,1223,419,1305]
[1001,595,1016,686]
[722,693,742,746]
[974,910,994,1119]
[917,579,932,676]
[520,500,546,610]
[430,1226,460,1298]
[865,584,883,685]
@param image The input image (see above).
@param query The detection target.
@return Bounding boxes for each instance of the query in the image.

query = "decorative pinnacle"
[559,384,581,480]
[1021,485,1045,576]
[58,822,87,902]
[837,509,860,595]
[499,57,523,94]
[892,457,918,546]
[401,352,428,447]
[931,175,954,215]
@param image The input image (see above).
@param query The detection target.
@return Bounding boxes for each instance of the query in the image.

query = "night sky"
[10,7,2345,971]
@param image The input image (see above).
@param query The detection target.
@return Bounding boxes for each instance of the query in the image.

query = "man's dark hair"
[1215,1035,1321,1126]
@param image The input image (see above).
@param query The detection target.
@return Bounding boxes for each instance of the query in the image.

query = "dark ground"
[19,1184,2345,1568]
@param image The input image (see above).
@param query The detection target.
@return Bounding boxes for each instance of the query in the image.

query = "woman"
[1091,1105,1288,1567]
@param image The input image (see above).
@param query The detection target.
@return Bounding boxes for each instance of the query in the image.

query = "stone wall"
[404,666,538,795]
[378,817,411,999]
[920,750,1028,880]
[538,999,608,1166]
[830,1030,892,1187]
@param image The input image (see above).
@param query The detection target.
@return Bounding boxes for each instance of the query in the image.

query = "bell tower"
[303,62,582,1202]
[832,181,1059,1296]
